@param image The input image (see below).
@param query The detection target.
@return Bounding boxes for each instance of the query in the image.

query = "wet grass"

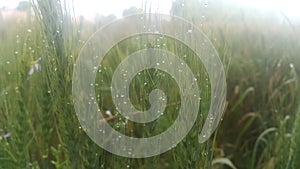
[0,0,300,169]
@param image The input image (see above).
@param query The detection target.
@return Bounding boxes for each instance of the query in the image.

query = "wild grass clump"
[289,103,300,168]
[0,0,299,169]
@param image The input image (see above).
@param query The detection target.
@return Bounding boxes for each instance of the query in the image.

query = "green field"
[0,0,299,168]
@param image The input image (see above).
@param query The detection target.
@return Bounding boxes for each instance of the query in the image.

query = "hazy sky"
[1,0,300,19]
[73,0,172,18]
[0,0,172,18]
[0,0,20,9]
[236,0,300,18]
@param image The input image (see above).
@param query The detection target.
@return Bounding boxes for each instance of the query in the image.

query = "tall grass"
[289,103,300,168]
[0,0,299,169]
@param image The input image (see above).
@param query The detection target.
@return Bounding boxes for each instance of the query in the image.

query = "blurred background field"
[0,0,299,168]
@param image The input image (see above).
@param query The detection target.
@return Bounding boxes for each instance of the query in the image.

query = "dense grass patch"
[0,0,299,168]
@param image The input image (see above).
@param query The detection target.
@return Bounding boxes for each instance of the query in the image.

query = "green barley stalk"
[289,103,300,168]
[30,0,78,167]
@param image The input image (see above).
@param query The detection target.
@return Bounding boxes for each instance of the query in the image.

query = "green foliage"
[122,6,143,17]
[290,104,300,168]
[16,1,31,11]
[0,0,299,169]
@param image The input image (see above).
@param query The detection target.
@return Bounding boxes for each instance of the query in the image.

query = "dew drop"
[105,110,112,116]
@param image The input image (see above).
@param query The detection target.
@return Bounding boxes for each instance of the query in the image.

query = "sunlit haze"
[234,0,300,18]
[73,0,172,18]
[0,0,300,19]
